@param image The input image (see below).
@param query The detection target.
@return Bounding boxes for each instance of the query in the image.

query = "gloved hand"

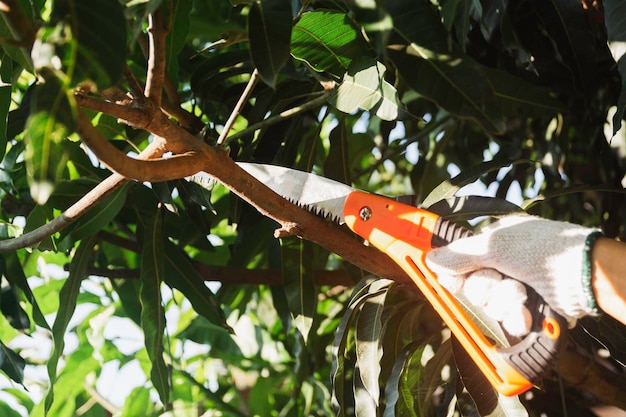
[425,215,603,336]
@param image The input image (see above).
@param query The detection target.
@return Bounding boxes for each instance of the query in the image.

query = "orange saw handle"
[343,191,566,396]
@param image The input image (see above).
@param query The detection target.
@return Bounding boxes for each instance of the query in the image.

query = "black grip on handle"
[498,287,567,381]
[431,217,567,381]
[431,217,474,247]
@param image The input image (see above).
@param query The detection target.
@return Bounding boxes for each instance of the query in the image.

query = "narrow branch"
[0,140,164,253]
[74,93,148,127]
[0,174,127,252]
[144,8,168,106]
[224,91,330,144]
[77,265,354,286]
[216,69,260,146]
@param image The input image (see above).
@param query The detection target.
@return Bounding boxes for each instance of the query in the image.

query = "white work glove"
[426,215,603,337]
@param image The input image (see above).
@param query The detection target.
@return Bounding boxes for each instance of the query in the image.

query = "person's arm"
[592,238,626,326]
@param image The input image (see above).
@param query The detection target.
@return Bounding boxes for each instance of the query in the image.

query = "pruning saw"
[189,163,567,396]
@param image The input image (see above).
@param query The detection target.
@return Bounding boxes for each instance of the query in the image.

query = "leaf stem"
[225,90,330,145]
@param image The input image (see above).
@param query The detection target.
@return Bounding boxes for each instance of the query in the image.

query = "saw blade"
[187,163,357,224]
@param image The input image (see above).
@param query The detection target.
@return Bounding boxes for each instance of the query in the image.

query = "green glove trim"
[582,231,604,315]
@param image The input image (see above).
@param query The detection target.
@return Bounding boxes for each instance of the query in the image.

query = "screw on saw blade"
[359,206,372,221]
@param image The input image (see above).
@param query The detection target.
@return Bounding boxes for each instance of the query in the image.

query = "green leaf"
[604,0,626,134]
[485,67,564,117]
[291,10,371,80]
[118,386,156,417]
[44,234,96,414]
[165,0,193,87]
[47,0,127,86]
[280,236,316,342]
[164,242,231,332]
[323,118,350,184]
[422,158,524,208]
[140,207,170,407]
[3,253,49,329]
[388,44,505,134]
[248,0,292,88]
[355,285,389,406]
[0,340,25,385]
[1,286,31,331]
[24,74,76,204]
[428,195,523,222]
[60,182,129,243]
[0,13,33,72]
[383,341,424,417]
[0,400,23,417]
[331,277,393,416]
[384,0,449,53]
[330,56,399,121]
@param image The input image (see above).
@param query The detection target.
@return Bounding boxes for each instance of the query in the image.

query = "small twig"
[225,91,330,144]
[82,385,117,415]
[216,69,260,146]
[144,8,168,105]
[123,66,146,102]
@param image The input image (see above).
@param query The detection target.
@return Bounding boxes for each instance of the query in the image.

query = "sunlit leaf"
[332,277,393,416]
[291,10,371,80]
[355,287,388,406]
[330,56,399,121]
[248,0,292,88]
[428,195,523,221]
[140,207,170,406]
[422,158,526,208]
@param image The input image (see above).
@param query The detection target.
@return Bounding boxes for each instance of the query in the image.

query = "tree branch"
[75,110,206,181]
[0,139,165,253]
[559,342,626,409]
[144,8,167,106]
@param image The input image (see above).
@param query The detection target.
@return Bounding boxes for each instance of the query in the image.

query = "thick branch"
[76,110,205,181]
[559,342,626,409]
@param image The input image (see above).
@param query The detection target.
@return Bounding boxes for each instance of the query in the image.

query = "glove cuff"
[581,230,603,315]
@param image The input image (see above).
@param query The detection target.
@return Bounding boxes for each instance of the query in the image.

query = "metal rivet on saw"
[359,206,372,221]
